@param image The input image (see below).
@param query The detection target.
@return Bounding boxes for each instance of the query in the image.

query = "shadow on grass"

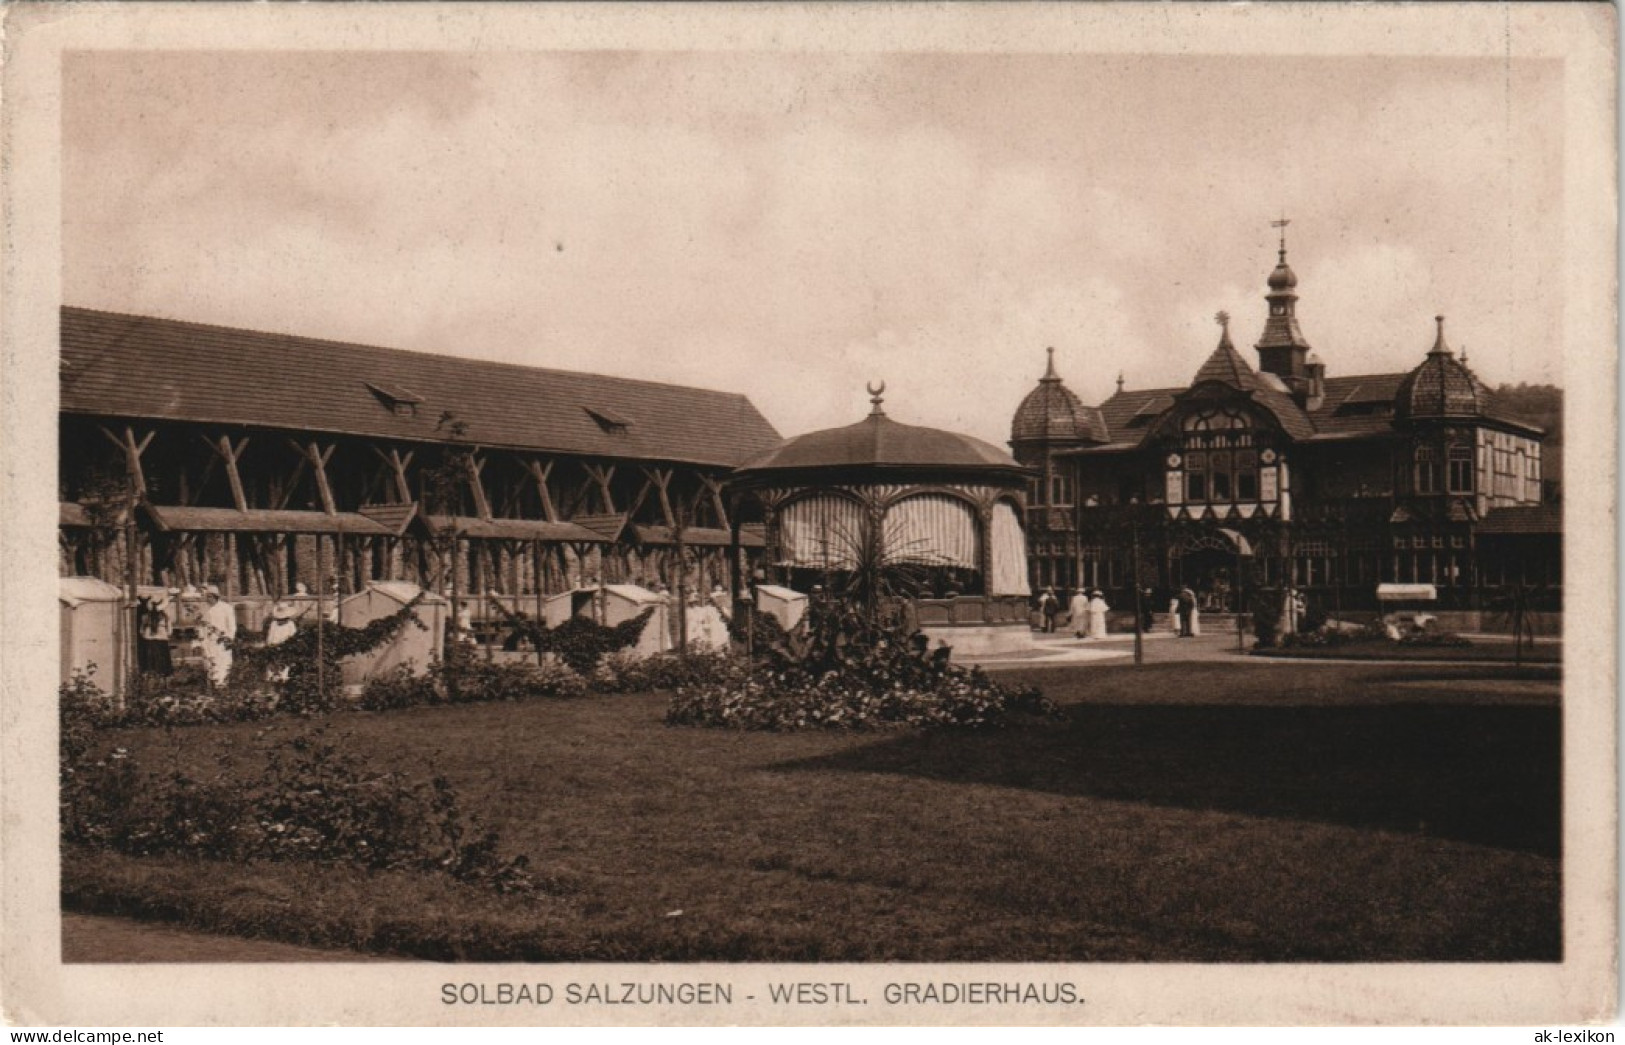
[773,702,1559,857]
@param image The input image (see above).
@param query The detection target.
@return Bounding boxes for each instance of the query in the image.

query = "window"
[1414,446,1441,494]
[1447,446,1473,493]
[1236,456,1258,500]
[1180,406,1263,504]
[1050,472,1073,506]
[1209,451,1232,501]
[1185,452,1207,502]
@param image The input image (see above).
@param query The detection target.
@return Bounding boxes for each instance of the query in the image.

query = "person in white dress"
[1088,590,1110,640]
[265,598,298,682]
[198,584,237,687]
[684,592,727,651]
[1068,588,1090,638]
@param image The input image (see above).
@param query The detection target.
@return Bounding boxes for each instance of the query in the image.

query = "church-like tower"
[1254,222,1324,407]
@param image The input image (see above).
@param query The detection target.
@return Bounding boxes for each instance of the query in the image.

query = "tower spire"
[1428,315,1453,357]
[1256,216,1313,387]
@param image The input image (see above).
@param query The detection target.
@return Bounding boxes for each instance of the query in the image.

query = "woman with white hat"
[1087,589,1111,640]
[264,595,298,682]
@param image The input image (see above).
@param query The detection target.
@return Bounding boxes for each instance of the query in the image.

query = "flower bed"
[666,601,1056,731]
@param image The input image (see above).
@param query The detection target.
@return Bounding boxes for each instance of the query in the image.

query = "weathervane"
[867,380,886,416]
[1271,213,1291,256]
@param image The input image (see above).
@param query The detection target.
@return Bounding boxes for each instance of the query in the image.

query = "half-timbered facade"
[1012,240,1559,618]
[59,307,781,618]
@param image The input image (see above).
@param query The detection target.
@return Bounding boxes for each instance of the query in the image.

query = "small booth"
[337,581,448,684]
[1376,583,1438,637]
[754,584,808,633]
[601,584,671,657]
[541,587,599,629]
[60,576,125,695]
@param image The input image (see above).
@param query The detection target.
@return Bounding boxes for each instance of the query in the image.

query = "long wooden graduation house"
[58,307,783,624]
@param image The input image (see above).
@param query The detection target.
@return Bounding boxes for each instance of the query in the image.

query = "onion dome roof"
[1395,316,1493,421]
[1011,348,1108,443]
[736,385,1026,476]
[1267,249,1299,290]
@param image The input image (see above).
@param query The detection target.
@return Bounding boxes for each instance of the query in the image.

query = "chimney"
[1302,353,1326,411]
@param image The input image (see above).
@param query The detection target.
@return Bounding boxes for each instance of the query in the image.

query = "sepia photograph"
[1,1,1616,1029]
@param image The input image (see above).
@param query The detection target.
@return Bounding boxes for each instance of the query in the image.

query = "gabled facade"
[1012,241,1557,614]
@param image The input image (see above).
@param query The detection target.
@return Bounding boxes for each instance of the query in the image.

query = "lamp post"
[1131,520,1144,666]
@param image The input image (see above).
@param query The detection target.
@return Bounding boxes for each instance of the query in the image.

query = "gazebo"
[730,384,1035,654]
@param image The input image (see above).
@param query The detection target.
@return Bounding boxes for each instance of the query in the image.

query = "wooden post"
[315,531,326,703]
[1131,521,1144,667]
[533,539,544,665]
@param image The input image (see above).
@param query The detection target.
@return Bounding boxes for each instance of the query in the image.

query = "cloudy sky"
[63,48,1563,446]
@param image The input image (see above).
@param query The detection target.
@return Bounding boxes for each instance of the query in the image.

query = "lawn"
[63,659,1561,963]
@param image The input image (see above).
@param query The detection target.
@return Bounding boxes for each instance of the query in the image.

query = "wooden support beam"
[562,467,599,520]
[201,434,252,511]
[700,474,730,530]
[527,459,558,523]
[99,425,155,498]
[368,445,416,503]
[643,467,675,527]
[272,454,309,511]
[290,440,338,515]
[583,463,617,514]
[459,451,489,521]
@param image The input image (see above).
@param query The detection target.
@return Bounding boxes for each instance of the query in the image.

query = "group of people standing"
[134,583,320,689]
[1036,587,1111,639]
[1035,585,1215,640]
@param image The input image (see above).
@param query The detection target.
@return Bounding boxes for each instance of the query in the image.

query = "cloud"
[63,50,1565,454]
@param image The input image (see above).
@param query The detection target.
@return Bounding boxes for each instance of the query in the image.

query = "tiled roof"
[144,505,395,536]
[420,515,608,543]
[1098,389,1178,440]
[736,412,1026,475]
[1011,369,1108,444]
[1477,504,1563,535]
[60,306,782,468]
[633,524,766,548]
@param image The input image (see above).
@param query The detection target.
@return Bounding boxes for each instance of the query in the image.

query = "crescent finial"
[867,381,886,416]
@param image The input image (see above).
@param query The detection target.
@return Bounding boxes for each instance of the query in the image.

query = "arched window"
[1178,405,1264,505]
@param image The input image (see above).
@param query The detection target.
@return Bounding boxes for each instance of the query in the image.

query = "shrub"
[124,665,281,726]
[436,644,588,703]
[1250,587,1284,648]
[358,663,441,711]
[537,609,654,674]
[666,601,1057,731]
[60,720,534,893]
[589,647,737,694]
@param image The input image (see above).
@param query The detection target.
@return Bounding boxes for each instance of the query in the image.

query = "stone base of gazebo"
[914,595,1035,656]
